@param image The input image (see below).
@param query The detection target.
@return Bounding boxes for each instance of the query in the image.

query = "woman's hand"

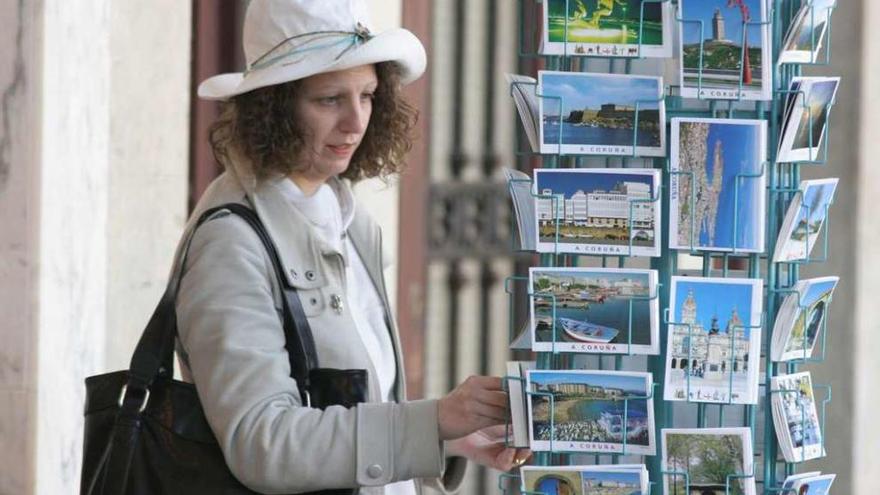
[437,376,509,441]
[446,425,532,471]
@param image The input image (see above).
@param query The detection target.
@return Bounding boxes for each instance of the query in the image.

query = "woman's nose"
[338,98,370,134]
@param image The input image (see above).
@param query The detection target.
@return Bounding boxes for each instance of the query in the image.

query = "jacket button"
[330,294,344,314]
[305,270,316,281]
[366,464,383,479]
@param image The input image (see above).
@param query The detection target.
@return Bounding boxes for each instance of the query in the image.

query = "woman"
[175,0,527,493]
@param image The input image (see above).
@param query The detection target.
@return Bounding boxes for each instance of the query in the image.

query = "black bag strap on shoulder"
[119,203,319,413]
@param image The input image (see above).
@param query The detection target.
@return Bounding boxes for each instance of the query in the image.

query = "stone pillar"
[0,1,191,493]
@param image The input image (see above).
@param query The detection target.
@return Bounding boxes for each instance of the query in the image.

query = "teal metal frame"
[499,1,839,493]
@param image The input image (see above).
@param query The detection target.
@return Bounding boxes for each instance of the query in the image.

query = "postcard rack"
[501,0,839,494]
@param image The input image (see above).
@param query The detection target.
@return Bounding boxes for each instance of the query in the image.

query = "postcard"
[534,168,662,256]
[521,464,649,495]
[527,369,655,455]
[505,73,540,152]
[779,0,835,64]
[781,473,835,495]
[506,361,535,448]
[777,77,840,162]
[670,118,767,253]
[678,0,772,100]
[773,179,838,262]
[504,167,538,251]
[529,267,659,354]
[771,276,838,362]
[664,276,763,405]
[771,372,824,462]
[538,71,665,157]
[542,0,673,58]
[661,427,756,495]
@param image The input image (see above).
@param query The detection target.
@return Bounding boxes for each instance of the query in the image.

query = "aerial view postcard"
[662,427,756,495]
[538,71,665,157]
[678,0,772,100]
[527,370,655,455]
[771,277,839,362]
[542,0,673,58]
[664,276,763,405]
[529,267,659,354]
[670,118,767,253]
[773,179,838,262]
[534,168,661,256]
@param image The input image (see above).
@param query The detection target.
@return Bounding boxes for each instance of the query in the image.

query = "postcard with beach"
[773,179,838,262]
[534,168,661,256]
[678,0,772,100]
[542,0,673,58]
[779,0,835,64]
[661,427,756,495]
[527,370,655,455]
[664,276,763,405]
[538,71,665,157]
[521,464,649,495]
[670,118,767,253]
[777,77,840,162]
[529,267,659,354]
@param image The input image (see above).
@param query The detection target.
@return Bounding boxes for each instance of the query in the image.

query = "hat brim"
[197,28,426,101]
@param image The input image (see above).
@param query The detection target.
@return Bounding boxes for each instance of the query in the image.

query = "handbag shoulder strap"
[120,203,318,412]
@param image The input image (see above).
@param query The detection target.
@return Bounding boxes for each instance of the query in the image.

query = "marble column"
[0,1,190,493]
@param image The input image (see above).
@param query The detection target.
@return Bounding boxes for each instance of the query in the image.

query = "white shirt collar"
[270,176,356,250]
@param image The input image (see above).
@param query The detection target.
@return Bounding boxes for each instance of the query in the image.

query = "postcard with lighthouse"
[678,0,772,100]
[669,117,767,253]
[663,276,764,405]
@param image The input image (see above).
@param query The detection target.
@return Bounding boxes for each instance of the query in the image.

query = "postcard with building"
[670,118,767,253]
[771,277,838,362]
[538,71,665,157]
[661,427,756,495]
[526,370,655,455]
[528,267,659,354]
[773,179,838,262]
[520,464,649,495]
[777,77,840,162]
[779,0,835,64]
[541,0,673,58]
[678,0,772,100]
[771,372,825,463]
[664,276,763,405]
[534,168,661,256]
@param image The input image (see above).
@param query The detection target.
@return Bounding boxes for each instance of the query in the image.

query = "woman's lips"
[327,143,356,156]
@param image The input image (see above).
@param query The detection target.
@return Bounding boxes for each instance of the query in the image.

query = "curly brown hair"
[209,62,418,182]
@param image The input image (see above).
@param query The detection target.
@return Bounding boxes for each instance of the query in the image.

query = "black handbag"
[81,203,366,495]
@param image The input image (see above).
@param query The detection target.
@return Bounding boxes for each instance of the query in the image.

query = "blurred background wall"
[0,1,878,493]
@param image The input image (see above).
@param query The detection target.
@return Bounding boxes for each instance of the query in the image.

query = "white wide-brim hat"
[198,0,427,101]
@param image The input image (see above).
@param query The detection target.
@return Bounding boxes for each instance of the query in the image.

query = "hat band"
[245,23,374,76]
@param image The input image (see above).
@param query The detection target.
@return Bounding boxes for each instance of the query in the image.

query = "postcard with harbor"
[670,118,767,253]
[661,427,756,495]
[520,464,649,495]
[534,168,661,256]
[678,0,771,100]
[529,267,659,354]
[777,77,840,162]
[773,179,838,262]
[664,276,763,405]
[538,71,665,157]
[542,0,673,58]
[527,370,655,455]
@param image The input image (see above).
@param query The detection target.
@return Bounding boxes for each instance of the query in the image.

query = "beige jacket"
[171,153,465,494]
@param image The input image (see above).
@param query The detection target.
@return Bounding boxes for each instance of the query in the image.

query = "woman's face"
[290,64,378,188]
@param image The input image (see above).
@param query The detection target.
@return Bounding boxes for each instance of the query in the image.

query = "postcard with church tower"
[669,117,767,253]
[678,0,772,100]
[663,276,763,405]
